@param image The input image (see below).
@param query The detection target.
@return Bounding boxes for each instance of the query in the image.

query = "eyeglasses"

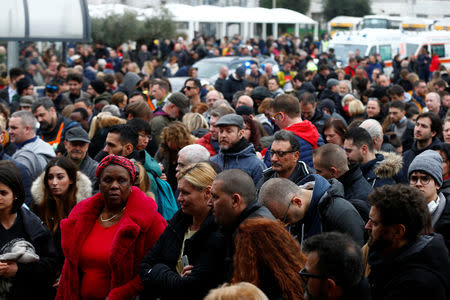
[299,268,328,284]
[269,150,295,158]
[270,112,282,121]
[184,86,195,90]
[282,200,292,223]
[410,174,432,185]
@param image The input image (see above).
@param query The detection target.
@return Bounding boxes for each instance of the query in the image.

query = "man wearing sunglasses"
[408,150,450,248]
[301,232,370,300]
[183,78,201,108]
[256,130,312,190]
[366,184,450,300]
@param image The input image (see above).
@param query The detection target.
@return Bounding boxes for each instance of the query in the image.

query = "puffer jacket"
[360,151,402,188]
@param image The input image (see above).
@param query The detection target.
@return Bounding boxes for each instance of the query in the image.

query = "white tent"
[89,4,318,42]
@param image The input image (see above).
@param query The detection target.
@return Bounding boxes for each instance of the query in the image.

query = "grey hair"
[11,110,37,132]
[360,119,383,140]
[178,144,210,164]
[258,178,300,207]
[102,104,121,117]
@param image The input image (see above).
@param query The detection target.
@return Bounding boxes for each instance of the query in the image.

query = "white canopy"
[89,3,318,41]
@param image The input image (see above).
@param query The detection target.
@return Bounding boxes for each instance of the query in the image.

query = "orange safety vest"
[146,94,156,111]
[42,122,64,146]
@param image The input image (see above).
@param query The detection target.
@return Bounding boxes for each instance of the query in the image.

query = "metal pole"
[7,41,19,70]
[272,0,276,8]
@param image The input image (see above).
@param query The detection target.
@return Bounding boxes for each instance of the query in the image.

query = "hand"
[53,275,61,287]
[160,172,167,181]
[181,265,193,278]
[0,261,18,278]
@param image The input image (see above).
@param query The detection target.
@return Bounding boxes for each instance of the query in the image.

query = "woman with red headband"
[56,155,167,300]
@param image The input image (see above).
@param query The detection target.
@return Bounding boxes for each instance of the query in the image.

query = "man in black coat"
[367,184,450,300]
[223,67,248,102]
[299,92,330,136]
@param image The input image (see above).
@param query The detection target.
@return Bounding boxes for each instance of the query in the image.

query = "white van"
[328,29,405,74]
[403,31,450,69]
[327,16,362,37]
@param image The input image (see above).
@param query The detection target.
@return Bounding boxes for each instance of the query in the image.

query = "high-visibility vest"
[42,122,64,146]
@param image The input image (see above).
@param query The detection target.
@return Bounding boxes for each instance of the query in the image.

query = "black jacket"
[368,234,450,300]
[223,74,248,101]
[7,207,57,300]
[140,210,225,300]
[308,109,330,136]
[435,196,450,250]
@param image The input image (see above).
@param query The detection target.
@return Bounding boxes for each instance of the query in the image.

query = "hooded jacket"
[368,234,450,300]
[256,160,313,190]
[118,72,142,96]
[56,187,166,300]
[211,140,266,185]
[12,136,56,181]
[360,152,402,188]
[195,132,220,157]
[264,120,324,169]
[223,73,248,101]
[295,174,366,246]
[308,109,330,136]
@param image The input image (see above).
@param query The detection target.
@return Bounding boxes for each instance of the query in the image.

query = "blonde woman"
[182,112,209,137]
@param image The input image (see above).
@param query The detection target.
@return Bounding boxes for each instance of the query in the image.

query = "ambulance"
[401,17,434,32]
[403,31,450,69]
[327,16,362,37]
[328,28,405,75]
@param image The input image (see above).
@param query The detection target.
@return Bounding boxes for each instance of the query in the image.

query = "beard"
[367,232,394,251]
[39,120,51,131]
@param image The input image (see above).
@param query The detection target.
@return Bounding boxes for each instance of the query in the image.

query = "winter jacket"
[435,194,450,250]
[56,187,167,300]
[368,234,450,300]
[214,78,227,94]
[140,210,225,300]
[37,114,80,155]
[222,201,275,282]
[308,109,330,136]
[223,73,248,101]
[387,118,415,152]
[256,160,313,190]
[360,152,402,188]
[295,174,366,246]
[401,138,442,183]
[31,170,93,269]
[211,141,266,185]
[0,146,33,206]
[4,207,57,300]
[12,136,55,181]
[62,90,90,103]
[195,132,219,157]
[118,72,142,96]
[264,120,324,169]
[78,154,99,192]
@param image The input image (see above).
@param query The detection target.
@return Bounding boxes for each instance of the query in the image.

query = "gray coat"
[12,137,56,181]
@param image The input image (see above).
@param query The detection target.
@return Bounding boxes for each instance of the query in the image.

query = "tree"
[323,0,371,21]
[91,8,176,48]
[260,0,310,15]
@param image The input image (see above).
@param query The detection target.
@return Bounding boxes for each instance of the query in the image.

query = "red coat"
[429,54,440,72]
[195,132,217,156]
[56,186,167,300]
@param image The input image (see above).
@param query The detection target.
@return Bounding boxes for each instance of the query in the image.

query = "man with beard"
[9,110,55,181]
[32,97,80,155]
[366,184,450,300]
[210,114,265,185]
[301,232,370,300]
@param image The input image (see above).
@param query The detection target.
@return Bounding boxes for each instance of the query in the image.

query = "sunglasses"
[269,150,295,158]
[299,268,328,284]
[46,85,58,92]
[184,86,195,91]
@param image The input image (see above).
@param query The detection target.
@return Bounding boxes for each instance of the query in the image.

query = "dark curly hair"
[368,184,428,241]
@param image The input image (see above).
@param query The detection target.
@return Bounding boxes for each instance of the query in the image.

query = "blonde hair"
[348,99,365,116]
[176,162,216,191]
[204,282,268,300]
[133,161,155,199]
[182,112,208,133]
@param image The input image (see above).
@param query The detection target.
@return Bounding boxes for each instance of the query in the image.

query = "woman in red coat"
[56,155,166,300]
[429,51,440,74]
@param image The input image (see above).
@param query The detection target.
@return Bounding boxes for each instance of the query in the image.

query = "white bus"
[327,16,362,36]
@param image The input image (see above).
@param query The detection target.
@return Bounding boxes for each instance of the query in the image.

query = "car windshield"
[193,61,227,79]
[332,44,368,64]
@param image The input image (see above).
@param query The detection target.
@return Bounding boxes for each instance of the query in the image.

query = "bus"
[361,15,403,30]
[327,16,362,36]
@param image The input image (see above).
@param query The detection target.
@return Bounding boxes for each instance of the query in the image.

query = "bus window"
[431,44,445,57]
[380,45,392,60]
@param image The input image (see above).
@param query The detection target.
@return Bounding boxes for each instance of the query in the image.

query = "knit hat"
[96,154,136,182]
[326,78,339,89]
[408,150,443,186]
[90,79,106,94]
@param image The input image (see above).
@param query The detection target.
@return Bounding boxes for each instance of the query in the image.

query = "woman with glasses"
[232,218,306,300]
[140,162,225,300]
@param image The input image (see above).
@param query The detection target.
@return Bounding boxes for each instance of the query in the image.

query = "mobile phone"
[181,255,189,269]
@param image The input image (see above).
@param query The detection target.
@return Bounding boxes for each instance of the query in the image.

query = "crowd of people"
[0,33,448,300]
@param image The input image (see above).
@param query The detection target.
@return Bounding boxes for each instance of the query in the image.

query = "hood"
[298,174,331,200]
[31,170,92,205]
[119,72,141,95]
[228,73,244,82]
[374,151,403,179]
[143,150,162,177]
[285,120,320,148]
